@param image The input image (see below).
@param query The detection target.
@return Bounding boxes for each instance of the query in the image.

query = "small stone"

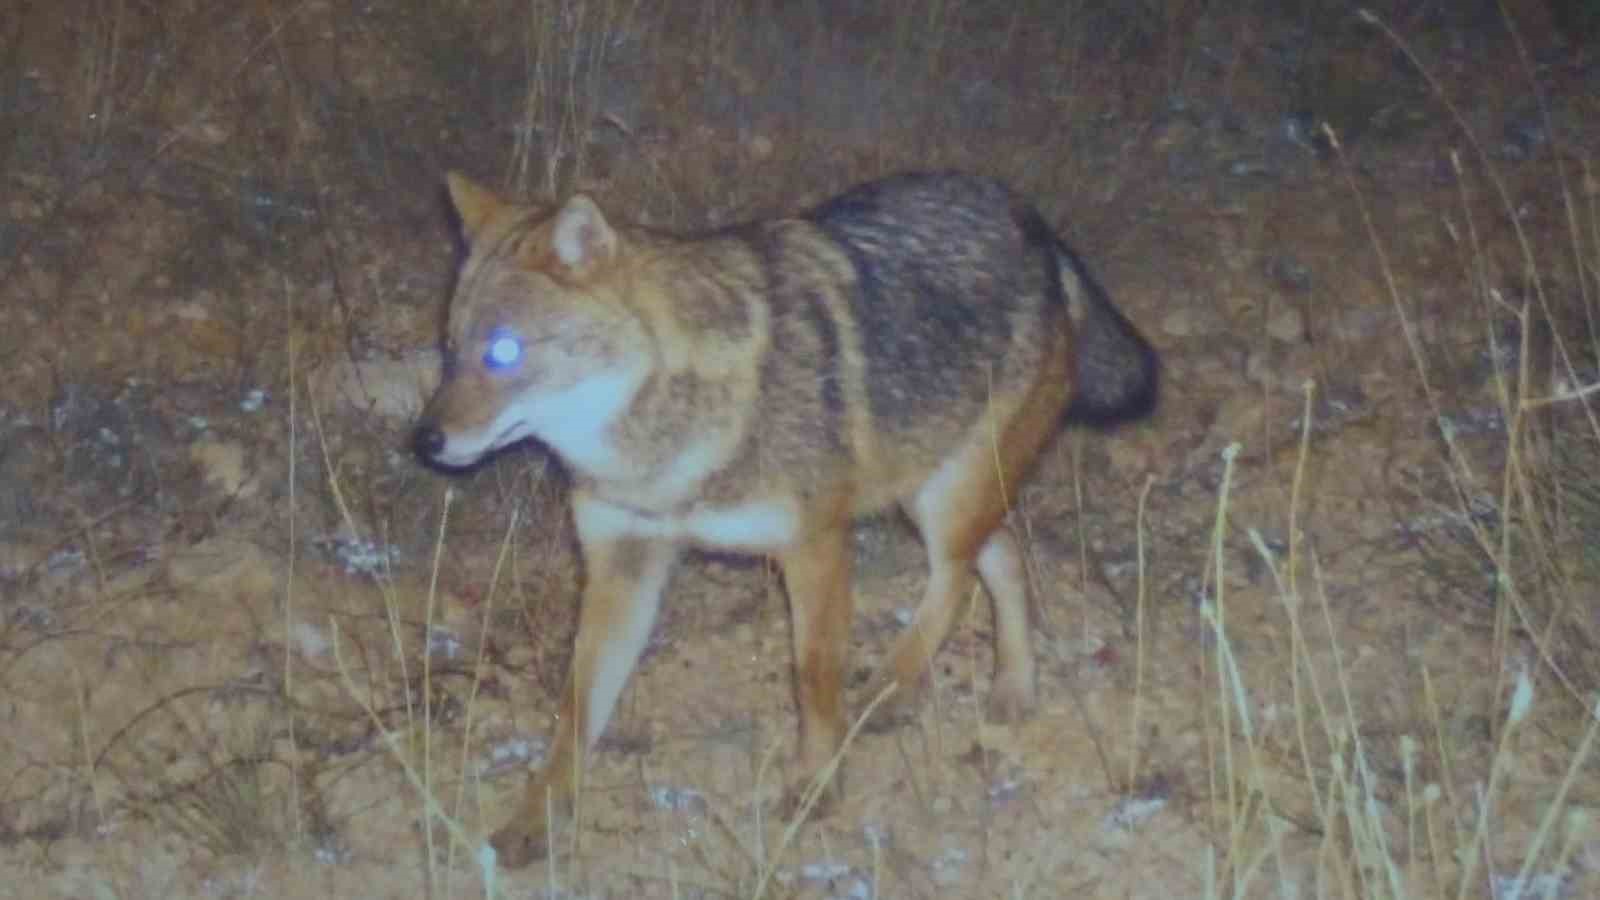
[1162,308,1195,337]
[190,438,254,498]
[1267,306,1305,343]
[1210,394,1264,444]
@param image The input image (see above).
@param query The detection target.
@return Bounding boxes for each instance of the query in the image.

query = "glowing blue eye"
[485,333,523,370]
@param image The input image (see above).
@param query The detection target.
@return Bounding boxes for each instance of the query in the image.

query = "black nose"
[414,425,446,460]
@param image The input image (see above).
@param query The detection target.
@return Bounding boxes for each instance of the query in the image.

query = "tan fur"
[414,171,1157,867]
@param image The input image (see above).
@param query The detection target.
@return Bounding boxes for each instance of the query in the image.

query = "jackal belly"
[574,488,801,552]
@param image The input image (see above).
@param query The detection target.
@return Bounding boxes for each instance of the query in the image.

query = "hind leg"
[977,526,1036,721]
[867,335,1070,727]
[867,446,1024,726]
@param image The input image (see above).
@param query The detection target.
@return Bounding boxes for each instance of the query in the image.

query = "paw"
[488,818,552,869]
[775,769,845,825]
[986,670,1037,724]
[857,673,924,734]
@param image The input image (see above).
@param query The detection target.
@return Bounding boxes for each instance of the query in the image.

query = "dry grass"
[1173,10,1600,898]
[2,2,1598,898]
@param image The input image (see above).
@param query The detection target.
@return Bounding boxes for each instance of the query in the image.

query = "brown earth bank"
[2,2,1599,897]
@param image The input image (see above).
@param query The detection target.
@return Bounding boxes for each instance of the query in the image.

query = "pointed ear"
[550,195,617,275]
[446,172,511,245]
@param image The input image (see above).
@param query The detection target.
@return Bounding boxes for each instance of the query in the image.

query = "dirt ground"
[3,2,1599,898]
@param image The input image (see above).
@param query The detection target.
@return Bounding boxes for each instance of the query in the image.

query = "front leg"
[776,524,854,820]
[490,501,677,868]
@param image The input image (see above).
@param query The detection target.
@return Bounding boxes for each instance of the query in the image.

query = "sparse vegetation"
[1,2,1597,897]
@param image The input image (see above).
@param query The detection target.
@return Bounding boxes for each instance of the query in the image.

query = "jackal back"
[415,170,1155,549]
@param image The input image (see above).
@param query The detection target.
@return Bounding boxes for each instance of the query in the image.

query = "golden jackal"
[415,171,1157,866]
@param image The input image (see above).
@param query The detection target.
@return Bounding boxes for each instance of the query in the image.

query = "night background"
[2,2,1598,897]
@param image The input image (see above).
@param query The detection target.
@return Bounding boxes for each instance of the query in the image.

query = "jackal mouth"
[469,406,548,459]
[417,416,524,469]
[488,418,528,453]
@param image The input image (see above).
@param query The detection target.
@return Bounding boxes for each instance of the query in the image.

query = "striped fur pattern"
[414,171,1157,867]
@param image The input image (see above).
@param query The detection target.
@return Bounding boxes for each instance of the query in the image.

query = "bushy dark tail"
[1055,244,1159,425]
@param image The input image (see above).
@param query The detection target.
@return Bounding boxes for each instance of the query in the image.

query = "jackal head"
[414,174,649,472]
